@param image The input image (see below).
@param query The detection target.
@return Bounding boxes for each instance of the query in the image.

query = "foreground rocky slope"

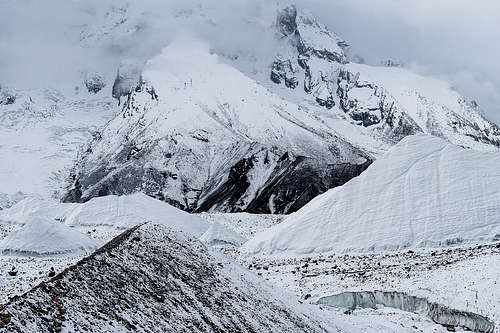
[0,223,357,332]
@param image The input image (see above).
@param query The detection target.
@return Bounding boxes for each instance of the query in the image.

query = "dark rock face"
[270,58,299,89]
[270,7,348,112]
[337,70,380,127]
[196,156,256,213]
[199,153,372,214]
[65,145,370,215]
[268,7,426,141]
[276,5,298,36]
[246,157,372,214]
[0,87,16,105]
[0,224,331,332]
[336,69,423,140]
[84,74,106,94]
[64,145,198,212]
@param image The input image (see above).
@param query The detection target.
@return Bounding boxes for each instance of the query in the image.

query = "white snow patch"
[199,221,247,247]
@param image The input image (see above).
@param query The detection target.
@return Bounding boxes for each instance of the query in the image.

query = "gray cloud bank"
[304,0,500,124]
[1,0,499,124]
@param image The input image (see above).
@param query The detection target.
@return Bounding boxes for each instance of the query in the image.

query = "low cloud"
[301,0,500,124]
[1,0,498,124]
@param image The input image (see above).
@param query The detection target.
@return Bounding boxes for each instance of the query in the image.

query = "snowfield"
[241,242,500,332]
[242,135,500,256]
[0,87,117,205]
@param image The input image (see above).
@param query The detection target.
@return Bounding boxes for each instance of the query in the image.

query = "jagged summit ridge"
[267,5,500,149]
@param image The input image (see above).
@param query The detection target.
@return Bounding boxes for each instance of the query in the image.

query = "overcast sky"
[1,0,499,124]
[303,0,500,124]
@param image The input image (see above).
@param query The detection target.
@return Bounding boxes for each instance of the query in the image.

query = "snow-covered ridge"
[64,39,370,213]
[0,193,210,239]
[242,135,500,256]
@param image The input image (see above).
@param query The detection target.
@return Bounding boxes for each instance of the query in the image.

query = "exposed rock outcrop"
[84,73,106,94]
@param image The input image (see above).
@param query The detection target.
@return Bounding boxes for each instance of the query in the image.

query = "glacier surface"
[242,135,500,255]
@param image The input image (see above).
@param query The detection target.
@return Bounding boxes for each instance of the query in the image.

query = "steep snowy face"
[64,39,371,214]
[0,223,358,332]
[266,6,500,149]
[242,135,500,256]
[0,84,117,205]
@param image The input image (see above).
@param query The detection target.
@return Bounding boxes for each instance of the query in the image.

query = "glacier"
[242,135,500,255]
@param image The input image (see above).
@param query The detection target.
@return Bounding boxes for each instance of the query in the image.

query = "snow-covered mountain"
[1,2,499,216]
[56,4,500,214]
[260,6,500,149]
[242,135,500,256]
[63,39,371,213]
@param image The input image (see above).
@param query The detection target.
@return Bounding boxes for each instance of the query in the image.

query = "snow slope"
[0,193,257,255]
[199,221,247,247]
[0,85,117,205]
[242,135,500,255]
[62,193,209,236]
